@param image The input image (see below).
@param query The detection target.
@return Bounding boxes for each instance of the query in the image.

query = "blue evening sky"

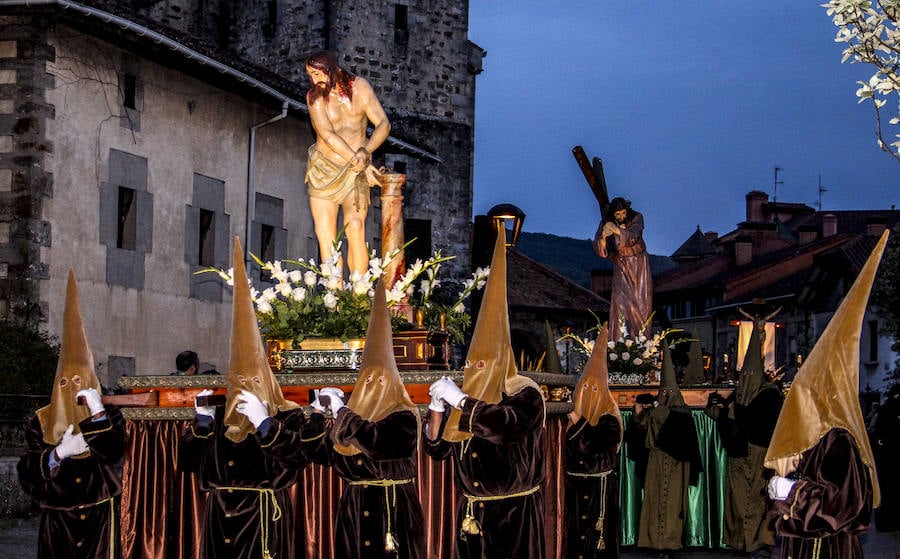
[468,1,899,255]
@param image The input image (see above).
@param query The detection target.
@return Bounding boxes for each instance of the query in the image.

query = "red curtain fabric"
[119,417,568,559]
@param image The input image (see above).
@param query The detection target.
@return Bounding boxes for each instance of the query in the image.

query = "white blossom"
[291,287,306,302]
[303,270,317,287]
[261,288,277,302]
[323,292,338,309]
[609,353,618,361]
[256,299,272,314]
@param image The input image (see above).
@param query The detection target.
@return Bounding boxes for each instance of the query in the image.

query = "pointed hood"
[334,279,417,456]
[223,237,298,443]
[542,321,563,374]
[36,269,102,445]
[572,324,623,438]
[682,329,706,385]
[442,228,542,442]
[657,343,686,409]
[736,322,765,406]
[765,230,888,507]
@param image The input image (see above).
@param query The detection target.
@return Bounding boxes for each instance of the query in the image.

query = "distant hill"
[515,232,676,289]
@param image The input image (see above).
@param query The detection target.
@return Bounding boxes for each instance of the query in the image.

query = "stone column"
[378,171,412,323]
[379,172,408,288]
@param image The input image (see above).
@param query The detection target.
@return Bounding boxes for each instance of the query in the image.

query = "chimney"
[704,231,719,243]
[866,216,886,236]
[734,236,753,266]
[746,191,768,223]
[797,224,817,245]
[821,214,837,238]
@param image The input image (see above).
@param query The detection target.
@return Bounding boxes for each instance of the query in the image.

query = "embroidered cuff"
[458,398,481,433]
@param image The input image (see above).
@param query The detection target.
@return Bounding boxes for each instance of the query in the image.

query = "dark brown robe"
[774,428,872,559]
[18,406,126,559]
[324,408,426,559]
[606,211,653,339]
[178,408,326,559]
[564,415,621,559]
[425,386,546,559]
[707,386,782,552]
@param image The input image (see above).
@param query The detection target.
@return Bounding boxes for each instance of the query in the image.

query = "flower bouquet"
[562,314,681,385]
[197,240,488,347]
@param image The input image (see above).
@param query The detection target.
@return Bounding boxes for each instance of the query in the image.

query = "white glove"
[310,396,327,413]
[76,388,105,416]
[317,387,345,416]
[767,475,796,501]
[236,390,270,429]
[194,388,216,419]
[318,387,345,401]
[431,377,467,409]
[55,424,89,461]
[428,391,446,413]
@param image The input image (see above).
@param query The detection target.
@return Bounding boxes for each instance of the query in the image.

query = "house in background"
[655,190,898,394]
[0,0,481,384]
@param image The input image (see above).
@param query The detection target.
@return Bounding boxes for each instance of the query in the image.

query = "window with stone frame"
[118,66,143,132]
[252,193,287,286]
[99,149,152,289]
[185,174,230,301]
[394,3,410,47]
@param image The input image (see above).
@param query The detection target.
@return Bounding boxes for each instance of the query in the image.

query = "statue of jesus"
[304,51,391,277]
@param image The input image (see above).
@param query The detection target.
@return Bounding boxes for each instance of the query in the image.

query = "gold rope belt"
[460,484,541,539]
[565,469,614,550]
[213,486,281,559]
[565,469,614,478]
[347,478,414,552]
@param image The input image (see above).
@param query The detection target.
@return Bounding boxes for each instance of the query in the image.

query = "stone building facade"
[0,1,481,382]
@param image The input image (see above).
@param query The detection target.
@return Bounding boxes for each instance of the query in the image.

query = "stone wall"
[80,0,478,279]
[0,15,54,329]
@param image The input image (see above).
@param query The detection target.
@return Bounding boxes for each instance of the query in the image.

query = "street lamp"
[488,203,525,247]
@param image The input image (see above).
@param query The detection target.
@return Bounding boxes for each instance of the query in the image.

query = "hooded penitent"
[36,269,102,445]
[657,342,687,410]
[572,324,623,438]
[765,229,889,507]
[735,323,765,407]
[682,328,706,386]
[542,321,563,374]
[223,237,299,443]
[334,279,417,456]
[442,228,542,442]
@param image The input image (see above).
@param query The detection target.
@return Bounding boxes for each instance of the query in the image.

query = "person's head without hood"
[223,237,298,443]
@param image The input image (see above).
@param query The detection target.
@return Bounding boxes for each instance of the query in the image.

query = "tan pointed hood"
[657,343,686,409]
[442,229,541,442]
[334,279,417,456]
[736,322,765,406]
[542,321,563,374]
[765,230,888,507]
[36,269,102,445]
[224,237,298,443]
[572,324,623,437]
